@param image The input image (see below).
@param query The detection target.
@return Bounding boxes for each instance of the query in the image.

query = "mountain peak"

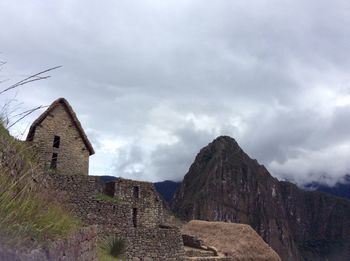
[211,135,239,147]
[194,136,246,166]
[171,137,350,260]
[199,136,242,155]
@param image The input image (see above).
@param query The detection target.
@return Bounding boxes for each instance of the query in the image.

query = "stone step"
[185,246,216,257]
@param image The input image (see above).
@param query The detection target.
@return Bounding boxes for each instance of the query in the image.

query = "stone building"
[26,98,94,175]
[26,98,186,259]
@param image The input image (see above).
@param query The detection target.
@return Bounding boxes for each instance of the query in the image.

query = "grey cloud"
[1,0,350,185]
[240,104,350,184]
[150,125,216,182]
[112,121,216,182]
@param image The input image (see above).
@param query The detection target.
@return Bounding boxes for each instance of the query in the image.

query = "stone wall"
[0,226,98,261]
[45,173,186,259]
[125,227,185,260]
[46,173,165,230]
[182,234,206,249]
[113,178,165,228]
[30,103,90,175]
[46,173,104,198]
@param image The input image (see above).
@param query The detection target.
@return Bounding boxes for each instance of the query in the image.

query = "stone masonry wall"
[45,173,186,260]
[46,173,104,197]
[31,103,90,175]
[113,178,165,227]
[47,173,165,230]
[125,228,185,260]
[0,226,98,261]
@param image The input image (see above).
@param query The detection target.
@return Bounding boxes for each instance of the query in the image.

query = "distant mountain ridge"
[153,178,350,206]
[304,175,350,200]
[153,177,350,205]
[98,175,117,183]
[171,136,350,261]
[154,180,181,202]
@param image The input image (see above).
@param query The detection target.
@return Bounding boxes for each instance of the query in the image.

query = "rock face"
[281,181,350,261]
[171,136,350,261]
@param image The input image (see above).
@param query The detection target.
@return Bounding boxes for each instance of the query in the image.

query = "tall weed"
[0,123,80,246]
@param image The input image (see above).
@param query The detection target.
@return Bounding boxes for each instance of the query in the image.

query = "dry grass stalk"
[0,123,80,247]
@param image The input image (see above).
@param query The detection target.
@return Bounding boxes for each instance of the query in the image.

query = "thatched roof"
[182,220,281,261]
[26,98,95,155]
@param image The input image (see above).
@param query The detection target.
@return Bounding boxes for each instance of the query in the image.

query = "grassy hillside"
[0,123,80,245]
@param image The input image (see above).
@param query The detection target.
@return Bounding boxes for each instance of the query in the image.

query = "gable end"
[26,98,95,155]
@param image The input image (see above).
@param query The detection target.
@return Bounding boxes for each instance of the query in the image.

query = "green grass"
[98,237,126,261]
[98,250,118,261]
[0,123,80,245]
[98,248,125,261]
[94,193,120,204]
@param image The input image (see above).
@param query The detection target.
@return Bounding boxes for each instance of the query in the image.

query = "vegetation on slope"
[94,193,120,204]
[98,237,126,261]
[0,123,80,245]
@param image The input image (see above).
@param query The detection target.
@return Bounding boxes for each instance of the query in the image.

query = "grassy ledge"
[94,193,120,204]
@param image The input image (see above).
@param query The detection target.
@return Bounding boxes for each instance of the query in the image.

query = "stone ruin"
[26,98,186,260]
[46,173,185,260]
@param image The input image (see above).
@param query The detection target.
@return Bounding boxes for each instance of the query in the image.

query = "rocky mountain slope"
[171,136,350,261]
[153,177,350,207]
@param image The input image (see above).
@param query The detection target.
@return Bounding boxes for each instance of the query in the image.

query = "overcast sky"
[1,0,350,185]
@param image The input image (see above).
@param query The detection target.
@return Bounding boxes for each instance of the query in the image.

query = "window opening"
[132,208,138,227]
[133,186,140,198]
[50,153,58,169]
[53,135,60,148]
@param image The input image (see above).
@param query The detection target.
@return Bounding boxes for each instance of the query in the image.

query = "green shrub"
[99,237,126,260]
